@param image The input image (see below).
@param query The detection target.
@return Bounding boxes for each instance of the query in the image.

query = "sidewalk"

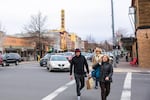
[114,58,150,73]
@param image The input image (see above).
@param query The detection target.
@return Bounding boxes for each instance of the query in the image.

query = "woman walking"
[92,47,103,89]
[100,55,113,100]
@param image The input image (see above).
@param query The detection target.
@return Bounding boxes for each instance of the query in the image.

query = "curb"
[113,67,150,73]
[20,61,38,64]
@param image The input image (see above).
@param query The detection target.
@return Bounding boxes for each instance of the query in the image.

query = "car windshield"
[64,52,73,56]
[51,56,67,61]
[44,54,51,58]
[82,52,88,56]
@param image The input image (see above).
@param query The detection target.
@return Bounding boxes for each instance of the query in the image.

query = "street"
[0,61,150,100]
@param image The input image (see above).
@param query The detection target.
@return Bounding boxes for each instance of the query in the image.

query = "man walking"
[70,48,90,100]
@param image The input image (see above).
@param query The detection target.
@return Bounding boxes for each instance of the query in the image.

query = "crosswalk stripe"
[121,72,132,100]
[42,80,75,100]
[42,86,68,100]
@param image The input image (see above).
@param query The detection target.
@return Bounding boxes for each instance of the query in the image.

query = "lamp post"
[110,0,118,67]
[111,0,115,46]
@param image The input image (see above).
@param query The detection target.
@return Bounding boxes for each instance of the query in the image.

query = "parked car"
[2,53,22,66]
[40,53,53,67]
[64,52,74,62]
[46,55,70,72]
[106,52,117,67]
[0,55,4,66]
[88,53,94,62]
[82,52,92,60]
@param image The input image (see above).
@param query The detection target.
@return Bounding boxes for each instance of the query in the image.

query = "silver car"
[46,55,70,72]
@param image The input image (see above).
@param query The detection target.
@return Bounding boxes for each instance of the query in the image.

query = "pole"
[111,0,117,67]
[111,0,115,46]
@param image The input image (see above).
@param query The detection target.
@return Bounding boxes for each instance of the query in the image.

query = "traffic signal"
[113,45,116,49]
[113,45,120,49]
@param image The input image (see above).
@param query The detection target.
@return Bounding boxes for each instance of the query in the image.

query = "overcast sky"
[0,0,133,42]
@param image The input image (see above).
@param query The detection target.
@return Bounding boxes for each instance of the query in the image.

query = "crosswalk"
[1,62,150,100]
[42,72,150,100]
[0,63,150,100]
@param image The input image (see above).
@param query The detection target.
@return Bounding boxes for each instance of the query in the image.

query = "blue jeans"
[95,78,99,87]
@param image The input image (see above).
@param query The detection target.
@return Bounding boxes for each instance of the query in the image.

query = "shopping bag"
[86,77,94,90]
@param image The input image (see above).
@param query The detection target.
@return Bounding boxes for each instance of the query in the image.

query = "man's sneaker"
[94,86,98,89]
[77,96,81,100]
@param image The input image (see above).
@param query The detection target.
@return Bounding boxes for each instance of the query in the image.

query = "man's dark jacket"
[70,55,89,75]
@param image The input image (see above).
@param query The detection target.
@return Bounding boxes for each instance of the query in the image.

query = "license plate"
[43,62,46,64]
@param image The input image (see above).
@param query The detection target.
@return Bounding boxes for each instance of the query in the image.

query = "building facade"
[132,0,150,68]
[1,36,35,60]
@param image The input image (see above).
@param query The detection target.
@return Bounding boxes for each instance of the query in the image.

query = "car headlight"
[66,62,70,66]
[50,62,56,66]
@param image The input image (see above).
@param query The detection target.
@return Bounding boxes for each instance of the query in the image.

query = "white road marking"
[42,80,75,100]
[121,72,132,100]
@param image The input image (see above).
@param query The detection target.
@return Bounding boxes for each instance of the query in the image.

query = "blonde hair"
[94,47,102,54]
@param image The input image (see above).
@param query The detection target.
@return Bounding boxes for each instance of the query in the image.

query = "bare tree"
[115,28,129,37]
[23,12,50,57]
[24,12,47,34]
[103,40,112,51]
[86,34,96,43]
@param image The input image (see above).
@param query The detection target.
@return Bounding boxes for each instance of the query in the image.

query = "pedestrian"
[37,54,40,62]
[99,55,113,100]
[92,47,103,89]
[125,52,128,62]
[70,48,90,100]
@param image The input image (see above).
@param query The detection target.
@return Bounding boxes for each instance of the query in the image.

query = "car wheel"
[40,64,43,67]
[3,61,7,66]
[2,63,4,67]
[46,67,49,70]
[47,65,52,72]
[15,61,19,65]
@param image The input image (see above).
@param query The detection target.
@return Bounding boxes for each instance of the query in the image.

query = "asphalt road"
[0,62,150,100]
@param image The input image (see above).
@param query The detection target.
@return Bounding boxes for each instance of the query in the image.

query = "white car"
[46,55,70,72]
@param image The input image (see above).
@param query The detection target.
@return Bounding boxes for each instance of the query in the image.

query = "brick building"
[131,0,150,68]
[1,35,36,60]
